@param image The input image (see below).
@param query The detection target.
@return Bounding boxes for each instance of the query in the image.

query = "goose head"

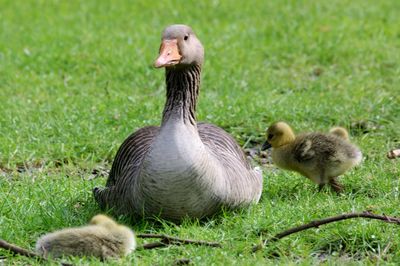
[262,122,296,150]
[154,24,204,68]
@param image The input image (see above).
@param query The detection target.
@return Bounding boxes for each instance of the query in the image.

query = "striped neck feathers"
[162,65,201,126]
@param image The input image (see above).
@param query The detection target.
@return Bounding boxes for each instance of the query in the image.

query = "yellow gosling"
[262,122,362,193]
[35,214,136,260]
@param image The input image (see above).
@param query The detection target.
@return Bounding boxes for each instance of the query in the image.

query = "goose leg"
[317,169,327,192]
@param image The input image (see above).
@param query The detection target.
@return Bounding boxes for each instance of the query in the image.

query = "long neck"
[161,65,201,126]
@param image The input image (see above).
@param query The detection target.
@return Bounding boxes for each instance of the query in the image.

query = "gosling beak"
[261,141,272,151]
[154,39,182,68]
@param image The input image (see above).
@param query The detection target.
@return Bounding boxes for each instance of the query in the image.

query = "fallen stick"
[138,242,167,250]
[0,239,73,266]
[136,233,221,248]
[252,211,400,252]
[1,233,220,261]
[0,239,40,259]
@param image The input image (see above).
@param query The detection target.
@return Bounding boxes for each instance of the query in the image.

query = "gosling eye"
[267,134,274,140]
[184,34,189,41]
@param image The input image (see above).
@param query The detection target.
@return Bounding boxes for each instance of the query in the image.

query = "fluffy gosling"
[35,214,136,260]
[262,122,362,193]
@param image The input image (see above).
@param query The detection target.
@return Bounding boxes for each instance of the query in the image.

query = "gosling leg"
[329,177,343,194]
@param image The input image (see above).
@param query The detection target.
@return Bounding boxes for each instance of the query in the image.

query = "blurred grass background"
[0,0,399,264]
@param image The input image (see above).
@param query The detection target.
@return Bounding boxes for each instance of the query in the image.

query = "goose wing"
[293,133,339,163]
[106,126,159,186]
[198,122,251,170]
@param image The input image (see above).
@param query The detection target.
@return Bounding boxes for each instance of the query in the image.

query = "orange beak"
[154,39,182,68]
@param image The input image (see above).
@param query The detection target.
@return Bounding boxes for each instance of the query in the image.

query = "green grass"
[1,0,400,264]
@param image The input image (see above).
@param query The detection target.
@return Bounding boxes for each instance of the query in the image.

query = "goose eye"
[268,134,274,140]
[184,34,189,41]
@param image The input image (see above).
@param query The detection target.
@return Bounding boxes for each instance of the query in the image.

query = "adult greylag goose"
[93,25,263,221]
[262,122,362,193]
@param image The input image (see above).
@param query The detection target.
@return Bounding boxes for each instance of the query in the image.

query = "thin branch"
[137,242,167,250]
[0,239,73,266]
[136,233,221,248]
[0,239,39,259]
[252,211,400,252]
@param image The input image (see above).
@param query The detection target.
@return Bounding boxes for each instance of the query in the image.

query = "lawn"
[1,0,399,264]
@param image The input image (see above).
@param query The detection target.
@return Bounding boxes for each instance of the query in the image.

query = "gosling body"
[35,214,136,259]
[263,122,362,192]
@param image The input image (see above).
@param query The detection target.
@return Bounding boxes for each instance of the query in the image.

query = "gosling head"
[329,127,349,140]
[89,214,117,229]
[262,122,296,150]
[154,24,204,68]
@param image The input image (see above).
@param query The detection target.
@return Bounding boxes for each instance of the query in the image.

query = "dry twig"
[0,239,73,266]
[136,233,221,250]
[139,242,167,250]
[252,211,400,252]
[1,233,220,263]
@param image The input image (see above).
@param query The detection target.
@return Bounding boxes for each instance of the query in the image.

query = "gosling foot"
[329,178,344,194]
